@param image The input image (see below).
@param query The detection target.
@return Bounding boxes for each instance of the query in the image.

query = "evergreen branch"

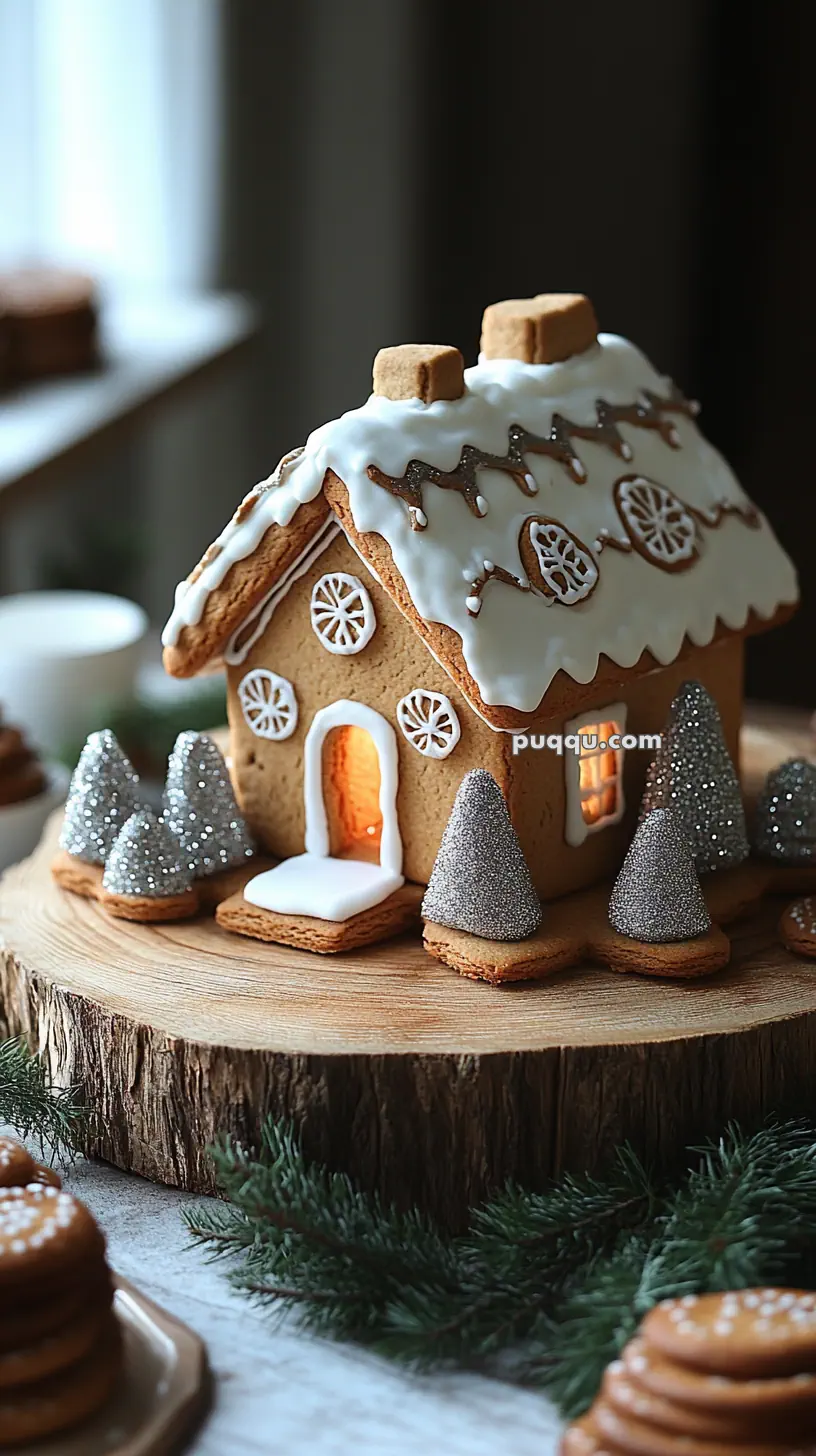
[184,1115,816,1418]
[0,1038,84,1161]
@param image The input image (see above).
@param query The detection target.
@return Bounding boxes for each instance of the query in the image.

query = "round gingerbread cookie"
[558,1413,608,1454]
[0,1301,111,1389]
[642,1290,816,1379]
[780,899,816,959]
[0,1185,105,1288]
[0,1270,112,1353]
[0,1136,37,1189]
[600,1362,810,1444]
[624,1334,816,1416]
[593,1396,806,1456]
[0,1324,121,1445]
[31,1162,62,1189]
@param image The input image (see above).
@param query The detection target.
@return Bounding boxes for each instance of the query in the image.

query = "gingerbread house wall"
[507,635,744,900]
[226,531,511,885]
[226,530,744,898]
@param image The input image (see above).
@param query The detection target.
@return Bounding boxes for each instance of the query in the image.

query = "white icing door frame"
[303,700,403,876]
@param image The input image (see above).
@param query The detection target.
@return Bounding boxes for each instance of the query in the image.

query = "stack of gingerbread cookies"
[0,712,46,809]
[561,1289,816,1454]
[0,1136,122,1447]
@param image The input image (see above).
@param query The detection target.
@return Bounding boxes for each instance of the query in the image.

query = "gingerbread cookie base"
[424,859,816,986]
[215,881,425,954]
[51,849,277,923]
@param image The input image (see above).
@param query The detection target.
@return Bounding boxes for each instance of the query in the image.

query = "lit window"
[564,702,627,847]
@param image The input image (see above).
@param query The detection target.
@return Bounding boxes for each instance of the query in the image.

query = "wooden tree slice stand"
[2,713,816,1230]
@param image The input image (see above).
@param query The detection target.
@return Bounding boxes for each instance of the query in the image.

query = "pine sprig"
[184,1116,816,1418]
[0,1038,84,1161]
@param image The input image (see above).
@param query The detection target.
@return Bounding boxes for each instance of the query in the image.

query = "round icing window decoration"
[310,573,376,655]
[519,517,598,605]
[614,476,698,571]
[238,669,298,740]
[396,690,461,760]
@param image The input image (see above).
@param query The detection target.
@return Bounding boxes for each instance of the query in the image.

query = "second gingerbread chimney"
[481,293,597,365]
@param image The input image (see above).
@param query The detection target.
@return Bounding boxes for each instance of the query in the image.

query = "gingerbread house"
[162,294,798,924]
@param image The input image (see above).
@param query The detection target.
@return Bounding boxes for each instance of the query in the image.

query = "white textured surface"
[6,1134,561,1455]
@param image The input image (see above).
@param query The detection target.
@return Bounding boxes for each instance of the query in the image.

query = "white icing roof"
[164,334,798,716]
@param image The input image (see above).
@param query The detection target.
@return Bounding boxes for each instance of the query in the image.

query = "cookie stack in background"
[0,266,99,387]
[0,712,46,809]
[0,1139,122,1447]
[561,1289,816,1454]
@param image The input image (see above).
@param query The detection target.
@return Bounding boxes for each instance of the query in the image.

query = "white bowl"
[0,761,71,876]
[0,591,148,755]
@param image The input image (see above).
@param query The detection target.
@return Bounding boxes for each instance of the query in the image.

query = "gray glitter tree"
[59,729,141,865]
[609,808,711,943]
[102,810,194,899]
[753,759,816,864]
[640,680,748,873]
[421,769,542,941]
[163,731,255,878]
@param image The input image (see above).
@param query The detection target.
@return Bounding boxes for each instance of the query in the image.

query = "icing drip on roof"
[163,334,798,715]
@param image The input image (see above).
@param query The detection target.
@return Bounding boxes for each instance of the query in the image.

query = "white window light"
[564,702,628,848]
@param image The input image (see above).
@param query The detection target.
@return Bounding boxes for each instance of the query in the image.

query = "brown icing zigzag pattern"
[366,384,698,530]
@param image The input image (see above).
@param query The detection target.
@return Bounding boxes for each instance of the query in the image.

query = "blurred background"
[0,0,813,715]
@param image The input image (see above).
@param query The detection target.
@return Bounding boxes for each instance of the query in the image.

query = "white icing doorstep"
[163,334,798,714]
[244,855,403,922]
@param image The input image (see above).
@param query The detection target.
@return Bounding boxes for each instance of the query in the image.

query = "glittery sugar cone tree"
[101,809,198,921]
[640,680,748,873]
[59,730,141,865]
[753,758,816,864]
[421,769,542,941]
[163,731,255,878]
[609,808,712,943]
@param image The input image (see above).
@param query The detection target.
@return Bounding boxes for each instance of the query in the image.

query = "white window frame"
[564,701,628,848]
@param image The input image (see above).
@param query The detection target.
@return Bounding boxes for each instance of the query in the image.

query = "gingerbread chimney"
[373,344,465,403]
[481,293,597,365]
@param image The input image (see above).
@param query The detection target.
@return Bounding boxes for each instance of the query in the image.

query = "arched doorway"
[243,700,404,922]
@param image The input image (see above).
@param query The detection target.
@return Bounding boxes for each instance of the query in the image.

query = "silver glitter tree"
[753,759,816,863]
[59,730,141,865]
[609,808,711,943]
[421,769,542,941]
[102,810,194,899]
[163,731,255,878]
[639,680,748,873]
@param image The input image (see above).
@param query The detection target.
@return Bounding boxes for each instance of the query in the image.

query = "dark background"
[220,0,815,705]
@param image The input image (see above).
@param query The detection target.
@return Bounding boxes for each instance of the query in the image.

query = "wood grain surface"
[1,712,815,1227]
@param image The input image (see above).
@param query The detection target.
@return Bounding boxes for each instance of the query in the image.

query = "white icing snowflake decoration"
[238,669,298,740]
[615,477,698,570]
[310,573,376,655]
[396,690,461,760]
[527,520,598,604]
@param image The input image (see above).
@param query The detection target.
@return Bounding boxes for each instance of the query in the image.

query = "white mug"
[0,591,148,755]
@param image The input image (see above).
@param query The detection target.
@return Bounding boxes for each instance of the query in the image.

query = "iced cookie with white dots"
[0,1324,121,1446]
[624,1334,816,1416]
[593,1395,812,1456]
[558,1413,612,1454]
[0,1137,37,1189]
[0,1185,104,1289]
[642,1290,816,1379]
[600,1356,816,1450]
